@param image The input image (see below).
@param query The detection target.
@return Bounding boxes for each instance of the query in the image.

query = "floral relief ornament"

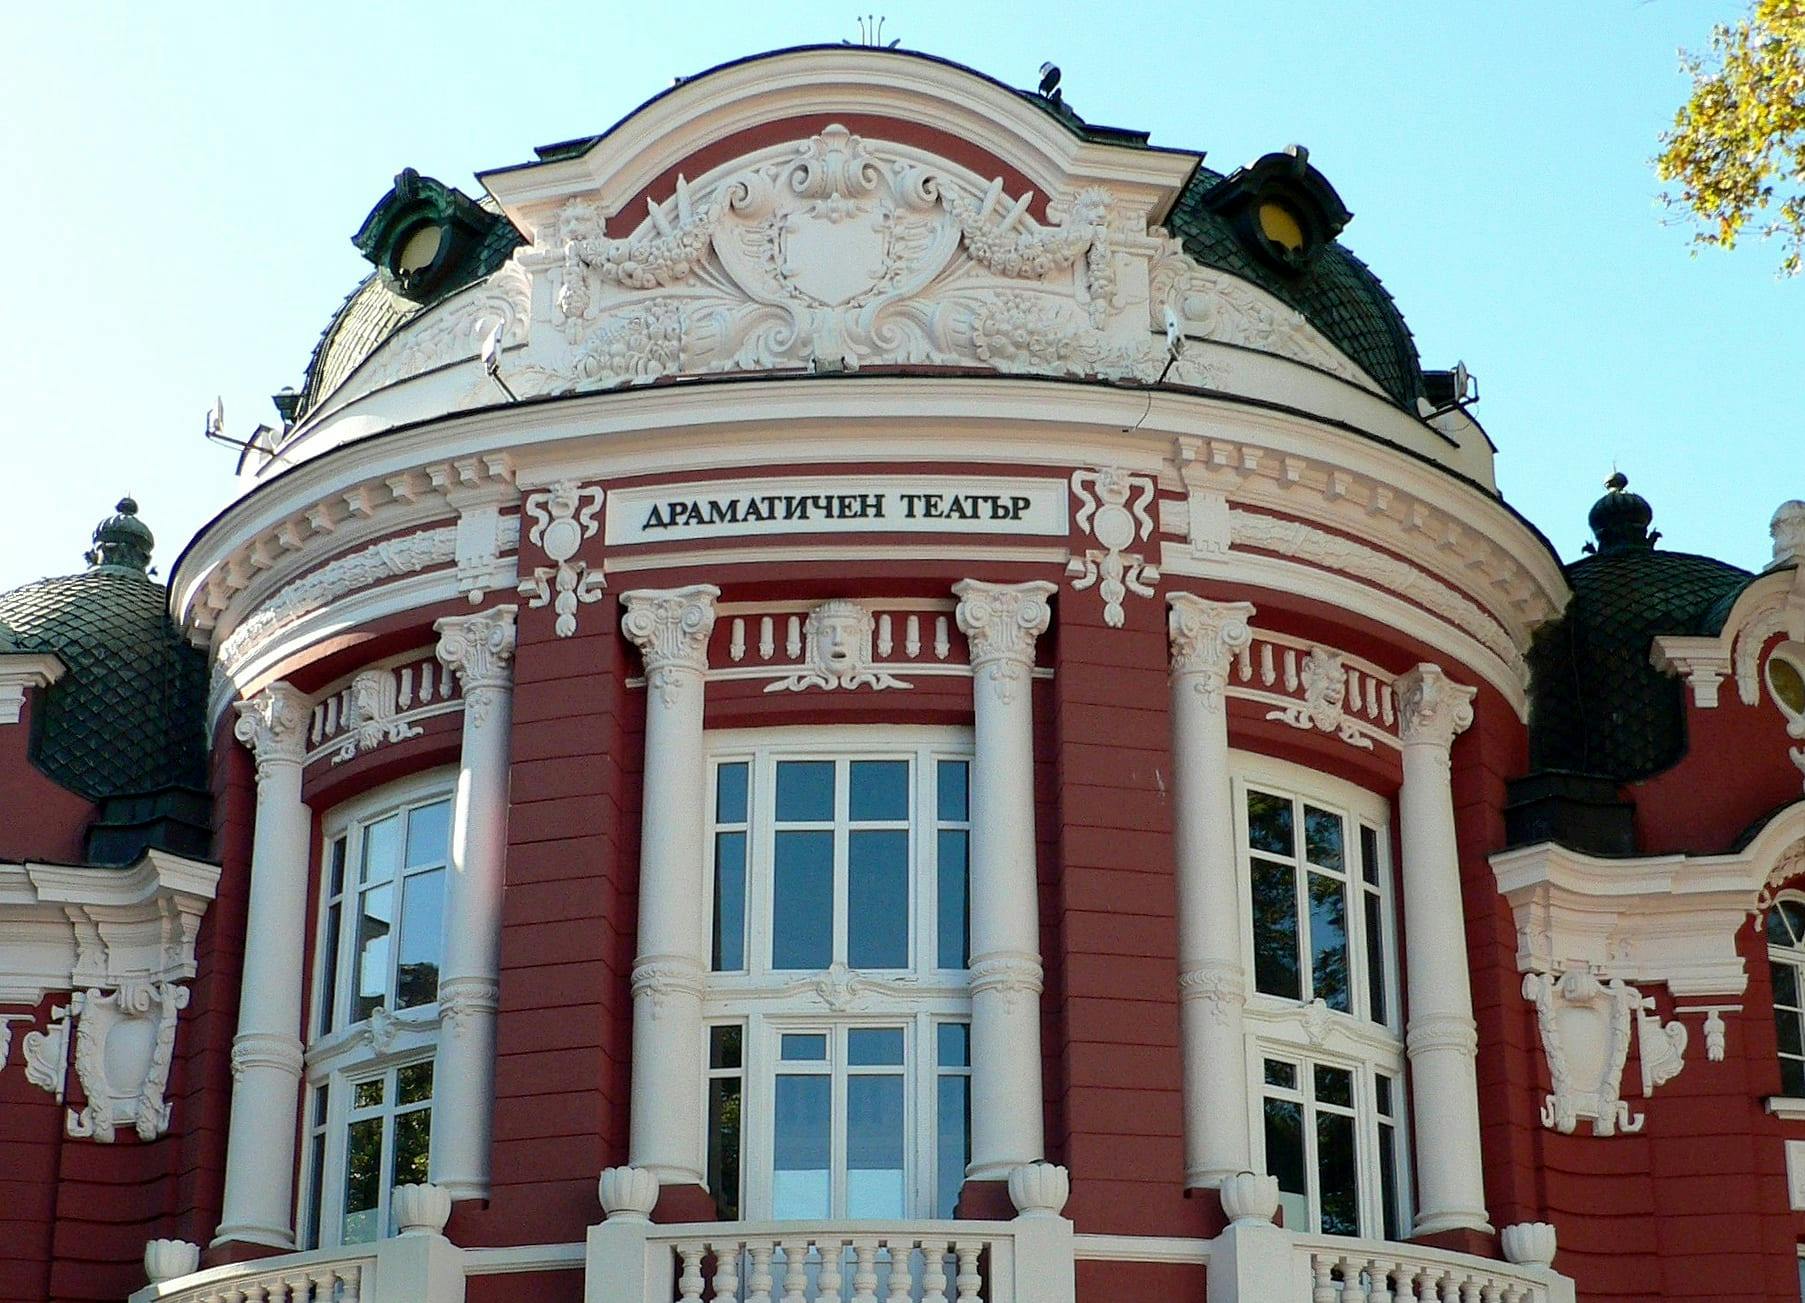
[1067,467,1160,628]
[434,606,517,729]
[1167,594,1257,713]
[518,481,606,638]
[953,580,1055,707]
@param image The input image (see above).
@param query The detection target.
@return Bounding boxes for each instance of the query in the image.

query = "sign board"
[604,475,1069,546]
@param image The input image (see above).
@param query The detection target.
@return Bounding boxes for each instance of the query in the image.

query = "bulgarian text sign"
[604,475,1069,545]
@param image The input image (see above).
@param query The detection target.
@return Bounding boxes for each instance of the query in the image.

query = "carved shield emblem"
[778,205,893,306]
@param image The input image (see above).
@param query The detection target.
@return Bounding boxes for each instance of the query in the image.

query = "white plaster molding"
[1521,966,1688,1136]
[1492,808,1805,998]
[1650,635,1733,707]
[1788,1139,1805,1210]
[1166,593,1255,713]
[763,599,912,693]
[1263,645,1372,750]
[1768,1097,1805,1123]
[329,669,423,762]
[517,480,606,637]
[234,682,312,780]
[0,851,219,1139]
[1395,664,1476,753]
[776,960,921,1013]
[434,605,518,730]
[0,652,65,725]
[1224,627,1399,749]
[1648,558,1805,709]
[953,579,1055,707]
[305,650,462,769]
[1066,466,1159,627]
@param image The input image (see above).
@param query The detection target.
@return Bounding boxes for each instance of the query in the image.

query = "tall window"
[1237,755,1407,1238]
[302,772,452,1247]
[1768,897,1805,1096]
[704,728,973,1220]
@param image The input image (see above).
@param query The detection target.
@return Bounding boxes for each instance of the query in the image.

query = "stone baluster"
[1166,593,1257,1185]
[953,579,1055,1180]
[429,606,518,1199]
[621,586,720,1187]
[215,683,313,1248]
[1395,665,1491,1236]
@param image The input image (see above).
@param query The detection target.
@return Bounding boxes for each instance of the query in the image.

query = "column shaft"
[955,579,1055,1180]
[214,684,312,1248]
[1167,594,1257,1186]
[1395,665,1491,1236]
[621,586,719,1188]
[430,607,517,1200]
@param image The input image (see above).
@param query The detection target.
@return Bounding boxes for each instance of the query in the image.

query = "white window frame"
[702,726,974,1221]
[1233,751,1410,1239]
[300,1052,436,1249]
[1767,893,1805,1100]
[300,770,455,1248]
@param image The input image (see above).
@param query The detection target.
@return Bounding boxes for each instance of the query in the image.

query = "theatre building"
[6,43,1805,1303]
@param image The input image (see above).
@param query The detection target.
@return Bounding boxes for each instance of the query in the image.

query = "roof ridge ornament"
[84,497,153,574]
[1583,470,1660,556]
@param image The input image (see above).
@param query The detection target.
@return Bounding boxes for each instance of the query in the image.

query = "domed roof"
[0,499,208,801]
[1527,475,1750,781]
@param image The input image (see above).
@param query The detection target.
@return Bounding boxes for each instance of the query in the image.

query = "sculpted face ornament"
[766,599,911,694]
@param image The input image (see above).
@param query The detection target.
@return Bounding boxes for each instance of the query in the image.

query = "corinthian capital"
[435,606,519,693]
[1167,594,1256,707]
[620,586,720,674]
[232,683,310,775]
[953,580,1055,670]
[1395,664,1476,751]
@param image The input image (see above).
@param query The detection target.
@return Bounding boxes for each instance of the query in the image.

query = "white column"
[1394,664,1491,1236]
[1166,593,1257,1187]
[429,605,518,1201]
[620,585,719,1187]
[214,683,312,1248]
[954,579,1055,1180]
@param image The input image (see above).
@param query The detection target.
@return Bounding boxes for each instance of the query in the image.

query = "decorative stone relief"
[356,1004,434,1054]
[1222,631,1399,749]
[953,580,1055,707]
[518,481,606,637]
[764,599,911,693]
[1167,594,1256,713]
[1067,467,1159,627]
[629,961,707,1019]
[778,961,920,1013]
[968,954,1046,1018]
[345,262,533,406]
[64,982,190,1141]
[438,977,501,1041]
[1755,840,1805,917]
[1177,963,1247,1027]
[22,1006,71,1100]
[233,683,312,779]
[516,125,1158,394]
[1263,646,1374,750]
[329,669,424,763]
[0,1013,32,1069]
[621,586,720,707]
[308,653,461,767]
[435,606,518,729]
[1396,664,1477,754]
[1522,966,1689,1136]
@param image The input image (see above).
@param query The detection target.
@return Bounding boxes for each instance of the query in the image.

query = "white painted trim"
[1070,1232,1212,1264]
[603,544,1070,574]
[462,1242,585,1274]
[1766,1096,1805,1122]
[0,652,65,725]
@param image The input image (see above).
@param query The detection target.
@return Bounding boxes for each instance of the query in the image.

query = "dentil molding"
[0,850,220,1140]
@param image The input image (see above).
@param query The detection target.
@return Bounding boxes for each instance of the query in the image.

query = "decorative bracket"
[519,480,606,637]
[1523,966,1689,1136]
[1066,467,1159,627]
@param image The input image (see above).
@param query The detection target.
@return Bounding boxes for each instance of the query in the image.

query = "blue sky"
[0,1,1796,594]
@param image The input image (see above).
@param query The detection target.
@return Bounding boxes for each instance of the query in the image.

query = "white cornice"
[0,652,65,725]
[0,851,221,1005]
[476,48,1201,229]
[1491,806,1805,997]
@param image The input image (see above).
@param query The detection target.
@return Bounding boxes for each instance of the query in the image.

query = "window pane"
[1309,871,1351,1013]
[1263,1097,1307,1230]
[1375,1072,1394,1117]
[391,1107,431,1192]
[341,1116,383,1244]
[716,762,749,823]
[1365,894,1388,1026]
[405,800,451,868]
[353,1079,384,1109]
[319,902,341,1035]
[936,1073,971,1218]
[708,1075,742,1220]
[395,868,443,1009]
[1316,1110,1359,1235]
[1251,858,1301,999]
[1247,791,1294,857]
[1379,1120,1402,1242]
[772,830,833,969]
[304,1130,326,1249]
[937,829,970,970]
[328,836,348,897]
[1785,901,1805,944]
[1780,1012,1803,1059]
[363,815,401,884]
[1769,907,1794,947]
[776,761,834,822]
[713,831,747,971]
[1360,825,1379,887]
[846,1074,906,1218]
[850,760,909,821]
[849,1028,905,1066]
[773,1075,831,1219]
[938,1022,971,1069]
[1776,960,1801,1008]
[398,1062,434,1105]
[938,761,969,822]
[711,1023,743,1070]
[781,1033,827,1062]
[1784,1056,1805,1097]
[1313,1064,1353,1108]
[1264,1058,1298,1090]
[849,829,909,968]
[1304,806,1344,871]
[353,882,394,1022]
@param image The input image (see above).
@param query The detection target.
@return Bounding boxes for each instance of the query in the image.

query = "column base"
[1411,1223,1498,1257]
[954,1179,1015,1219]
[653,1183,722,1223]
